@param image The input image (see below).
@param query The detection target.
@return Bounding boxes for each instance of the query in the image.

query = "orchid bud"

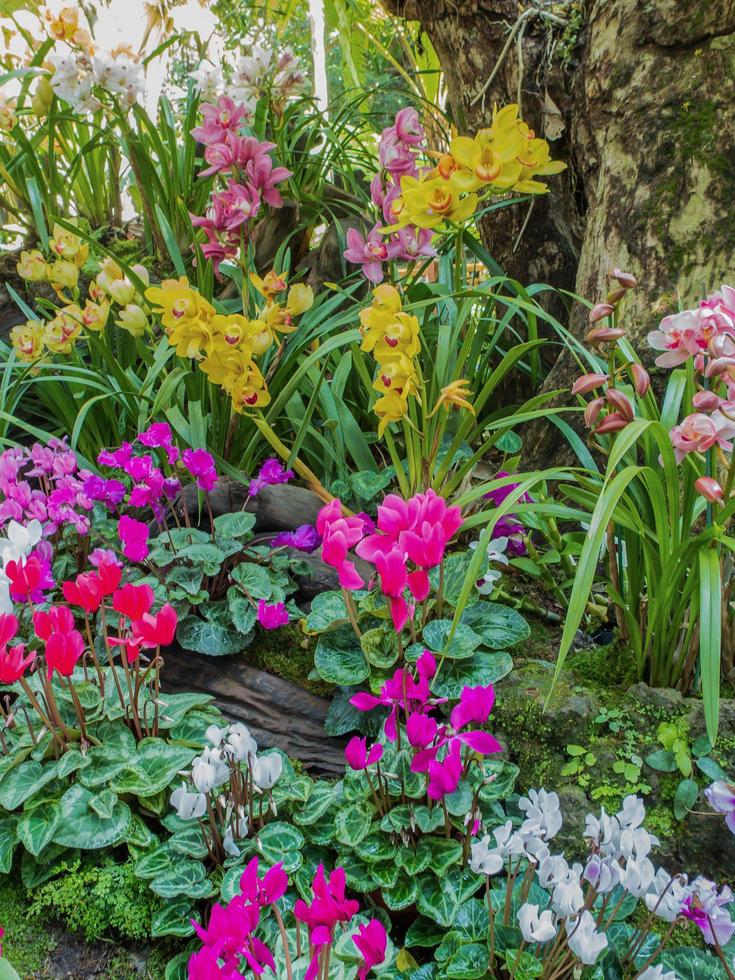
[612,268,637,289]
[588,302,615,324]
[629,363,650,397]
[586,326,625,346]
[705,357,735,380]
[605,388,634,421]
[695,476,724,503]
[693,390,722,411]
[709,334,735,358]
[606,287,627,305]
[572,372,608,396]
[595,412,629,434]
[584,396,605,427]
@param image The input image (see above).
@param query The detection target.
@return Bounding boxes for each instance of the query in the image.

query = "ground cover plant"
[0,1,734,978]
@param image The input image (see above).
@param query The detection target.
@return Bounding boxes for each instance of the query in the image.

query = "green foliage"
[28,855,161,941]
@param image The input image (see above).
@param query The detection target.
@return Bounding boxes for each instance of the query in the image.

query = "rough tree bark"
[382,0,735,461]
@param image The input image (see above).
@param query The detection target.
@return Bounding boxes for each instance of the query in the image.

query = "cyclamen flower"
[705,780,735,834]
[353,920,388,980]
[518,904,557,943]
[0,634,35,684]
[351,650,440,741]
[270,524,320,552]
[248,457,294,496]
[118,515,149,562]
[256,600,289,630]
[316,500,368,590]
[345,736,383,771]
[566,909,608,965]
[294,865,360,980]
[182,448,218,492]
[5,554,54,603]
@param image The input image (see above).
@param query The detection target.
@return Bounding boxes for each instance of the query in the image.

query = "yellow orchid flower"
[359,285,402,330]
[260,302,297,336]
[116,304,148,338]
[81,300,110,333]
[200,346,251,388]
[212,314,273,357]
[10,321,45,362]
[373,389,410,436]
[145,278,215,331]
[395,175,478,230]
[448,129,524,193]
[286,283,314,316]
[427,379,476,418]
[49,224,85,261]
[361,311,421,361]
[167,318,215,360]
[44,307,83,354]
[372,352,419,397]
[0,94,16,132]
[48,259,79,290]
[17,250,48,282]
[230,361,271,412]
[250,269,288,301]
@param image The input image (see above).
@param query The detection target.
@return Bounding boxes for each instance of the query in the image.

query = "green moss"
[246,623,332,697]
[28,855,161,942]
[568,639,638,689]
[0,875,54,976]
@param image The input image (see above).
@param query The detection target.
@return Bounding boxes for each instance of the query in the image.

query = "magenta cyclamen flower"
[248,456,294,496]
[238,857,288,906]
[351,650,442,742]
[256,600,289,630]
[294,865,360,980]
[182,448,218,492]
[316,499,369,590]
[345,736,383,771]
[353,920,388,980]
[118,515,149,562]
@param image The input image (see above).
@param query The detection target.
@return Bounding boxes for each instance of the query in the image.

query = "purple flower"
[257,600,289,630]
[344,224,400,285]
[118,515,150,562]
[705,780,735,835]
[271,525,321,552]
[138,422,173,448]
[248,457,294,496]
[484,471,532,557]
[83,475,126,509]
[182,448,218,492]
[98,442,134,470]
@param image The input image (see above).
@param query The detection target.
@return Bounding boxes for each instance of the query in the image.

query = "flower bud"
[595,412,629,434]
[705,357,735,380]
[584,397,605,428]
[572,373,608,396]
[130,264,150,287]
[586,326,625,346]
[588,302,615,324]
[612,268,637,289]
[606,287,627,305]
[695,476,724,503]
[116,304,148,337]
[108,277,136,306]
[693,390,722,411]
[606,388,634,421]
[629,363,650,397]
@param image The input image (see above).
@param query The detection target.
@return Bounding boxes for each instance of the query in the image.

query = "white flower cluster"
[170,721,282,858]
[48,49,144,113]
[0,519,43,614]
[190,46,305,115]
[470,790,734,968]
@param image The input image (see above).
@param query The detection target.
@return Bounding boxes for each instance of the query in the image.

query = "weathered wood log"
[161,644,347,776]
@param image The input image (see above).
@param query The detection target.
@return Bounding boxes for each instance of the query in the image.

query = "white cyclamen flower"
[227,722,257,761]
[518,904,557,944]
[0,518,42,565]
[621,857,656,897]
[538,854,570,890]
[644,868,690,922]
[584,807,621,858]
[469,835,504,877]
[191,747,229,793]
[566,909,608,965]
[583,854,621,895]
[490,820,526,859]
[518,788,563,841]
[170,783,206,820]
[251,753,282,790]
[552,873,585,917]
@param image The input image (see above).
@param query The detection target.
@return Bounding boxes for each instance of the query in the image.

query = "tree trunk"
[382,0,735,462]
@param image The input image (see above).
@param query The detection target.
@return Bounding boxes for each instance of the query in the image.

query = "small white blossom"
[552,872,585,917]
[252,753,282,790]
[621,856,656,897]
[644,868,690,922]
[518,789,563,841]
[583,854,621,895]
[170,782,206,820]
[227,723,257,761]
[566,910,608,965]
[469,835,504,876]
[518,903,557,943]
[191,746,229,793]
[190,63,223,102]
[538,854,570,889]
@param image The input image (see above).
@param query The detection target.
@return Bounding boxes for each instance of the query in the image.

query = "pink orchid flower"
[344,225,399,285]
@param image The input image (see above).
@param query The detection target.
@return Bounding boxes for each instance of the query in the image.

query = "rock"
[626,682,685,715]
[687,697,735,741]
[555,784,592,860]
[175,480,327,532]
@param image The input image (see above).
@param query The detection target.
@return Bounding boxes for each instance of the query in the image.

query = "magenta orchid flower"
[344,224,399,285]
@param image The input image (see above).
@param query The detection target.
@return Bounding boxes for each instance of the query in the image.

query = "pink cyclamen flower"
[669,412,735,463]
[257,600,289,630]
[705,780,735,835]
[682,885,735,947]
[345,736,383,771]
[239,857,288,906]
[353,919,388,980]
[294,865,360,980]
[427,740,463,800]
[182,448,218,492]
[316,499,367,590]
[344,225,399,285]
[351,650,442,742]
[118,515,150,562]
